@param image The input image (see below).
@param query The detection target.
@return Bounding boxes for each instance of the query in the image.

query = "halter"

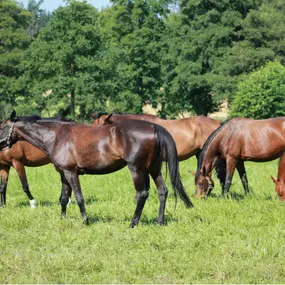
[6,121,15,148]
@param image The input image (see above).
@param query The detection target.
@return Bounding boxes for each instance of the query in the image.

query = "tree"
[25,0,51,40]
[99,0,170,113]
[22,0,106,119]
[230,61,285,119]
[0,0,31,110]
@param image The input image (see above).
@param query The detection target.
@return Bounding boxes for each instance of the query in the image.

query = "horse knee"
[136,190,148,202]
[158,189,168,201]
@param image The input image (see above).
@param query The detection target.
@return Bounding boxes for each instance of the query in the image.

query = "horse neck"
[277,154,285,183]
[14,122,57,155]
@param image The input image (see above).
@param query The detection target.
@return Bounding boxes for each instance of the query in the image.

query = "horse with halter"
[195,117,285,198]
[0,111,193,226]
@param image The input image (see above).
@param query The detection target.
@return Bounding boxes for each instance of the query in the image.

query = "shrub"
[230,61,285,119]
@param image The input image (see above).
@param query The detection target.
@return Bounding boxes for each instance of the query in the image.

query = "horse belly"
[78,160,127,175]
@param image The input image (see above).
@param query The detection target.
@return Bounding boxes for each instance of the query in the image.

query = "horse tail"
[154,124,194,208]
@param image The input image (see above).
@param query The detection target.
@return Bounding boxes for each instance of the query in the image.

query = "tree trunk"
[70,87,75,118]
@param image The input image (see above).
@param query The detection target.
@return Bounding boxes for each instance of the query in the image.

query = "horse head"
[194,166,214,198]
[271,175,285,201]
[0,110,17,150]
[91,112,113,127]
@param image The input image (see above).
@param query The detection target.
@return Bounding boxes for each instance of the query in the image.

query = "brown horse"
[195,117,285,198]
[271,153,285,201]
[0,142,50,208]
[0,111,193,226]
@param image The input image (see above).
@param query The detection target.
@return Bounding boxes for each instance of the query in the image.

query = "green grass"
[1,158,285,283]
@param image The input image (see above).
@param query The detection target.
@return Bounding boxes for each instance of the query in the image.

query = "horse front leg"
[12,160,36,208]
[0,167,9,207]
[128,167,149,228]
[58,171,72,219]
[236,161,249,194]
[222,156,238,196]
[61,170,88,224]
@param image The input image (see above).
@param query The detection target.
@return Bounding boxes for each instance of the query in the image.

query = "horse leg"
[12,160,36,208]
[0,167,10,207]
[236,161,249,194]
[58,171,72,218]
[151,171,168,225]
[222,157,237,196]
[61,170,88,224]
[129,167,149,228]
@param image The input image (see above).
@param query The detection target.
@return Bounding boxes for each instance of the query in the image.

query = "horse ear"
[10,110,16,122]
[270,175,277,185]
[104,113,113,123]
[90,113,95,119]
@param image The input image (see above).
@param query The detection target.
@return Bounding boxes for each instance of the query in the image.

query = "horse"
[0,111,193,227]
[0,141,50,208]
[195,117,285,198]
[271,153,285,201]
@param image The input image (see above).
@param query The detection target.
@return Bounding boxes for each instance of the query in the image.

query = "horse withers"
[0,111,193,226]
[195,117,285,198]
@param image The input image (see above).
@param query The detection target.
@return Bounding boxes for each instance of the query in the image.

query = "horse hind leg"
[12,160,36,208]
[128,166,149,228]
[236,161,249,194]
[0,167,10,207]
[150,171,168,225]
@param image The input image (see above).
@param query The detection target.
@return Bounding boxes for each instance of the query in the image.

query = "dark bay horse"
[0,111,193,226]
[195,117,285,198]
[91,112,221,161]
[271,153,285,201]
[0,141,50,208]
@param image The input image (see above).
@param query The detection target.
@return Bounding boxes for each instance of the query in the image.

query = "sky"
[20,0,111,12]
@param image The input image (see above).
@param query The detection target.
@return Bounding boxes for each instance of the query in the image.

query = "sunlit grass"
[1,158,285,283]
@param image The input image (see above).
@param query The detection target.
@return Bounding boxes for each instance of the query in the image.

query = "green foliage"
[230,61,285,119]
[0,0,31,105]
[1,159,285,283]
[22,0,106,119]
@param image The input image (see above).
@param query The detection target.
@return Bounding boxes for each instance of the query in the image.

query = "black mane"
[16,115,75,124]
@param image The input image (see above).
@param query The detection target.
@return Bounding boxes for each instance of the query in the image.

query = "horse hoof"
[29,199,37,209]
[0,203,6,208]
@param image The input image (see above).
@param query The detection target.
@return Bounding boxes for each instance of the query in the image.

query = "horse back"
[217,117,285,161]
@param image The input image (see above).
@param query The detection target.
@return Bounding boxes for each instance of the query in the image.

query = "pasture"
[1,157,285,283]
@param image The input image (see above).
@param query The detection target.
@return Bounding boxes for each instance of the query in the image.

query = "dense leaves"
[1,0,285,119]
[230,61,285,119]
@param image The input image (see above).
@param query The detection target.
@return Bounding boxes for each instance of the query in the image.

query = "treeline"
[1,0,285,120]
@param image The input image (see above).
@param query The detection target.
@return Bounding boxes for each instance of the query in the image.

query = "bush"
[230,61,285,119]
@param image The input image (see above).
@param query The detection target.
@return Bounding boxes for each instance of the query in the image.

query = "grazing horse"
[195,117,285,198]
[0,111,193,226]
[271,153,285,201]
[0,142,50,208]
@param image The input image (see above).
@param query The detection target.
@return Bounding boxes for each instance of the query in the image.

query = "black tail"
[154,124,194,208]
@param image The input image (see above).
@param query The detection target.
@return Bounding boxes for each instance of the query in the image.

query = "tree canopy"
[1,0,285,120]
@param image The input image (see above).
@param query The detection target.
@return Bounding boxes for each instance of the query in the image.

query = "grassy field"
[1,157,285,283]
